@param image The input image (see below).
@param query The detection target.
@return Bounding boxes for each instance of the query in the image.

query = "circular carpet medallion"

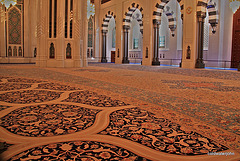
[63,91,128,107]
[9,141,149,161]
[0,83,32,91]
[0,104,101,137]
[0,90,62,104]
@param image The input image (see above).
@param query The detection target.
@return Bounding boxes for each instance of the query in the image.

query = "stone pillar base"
[195,59,205,68]
[122,58,129,64]
[101,58,107,63]
[152,59,160,66]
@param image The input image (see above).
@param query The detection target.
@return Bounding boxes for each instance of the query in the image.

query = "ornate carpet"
[0,64,239,161]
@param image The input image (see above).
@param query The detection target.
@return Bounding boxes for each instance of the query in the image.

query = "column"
[152,21,160,66]
[181,0,198,69]
[101,31,107,63]
[0,5,6,58]
[141,0,153,66]
[73,0,84,67]
[24,0,30,58]
[122,27,129,64]
[56,0,65,67]
[195,0,207,68]
[195,16,205,68]
[36,0,48,67]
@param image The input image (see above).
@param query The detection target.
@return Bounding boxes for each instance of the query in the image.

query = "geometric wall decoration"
[8,7,21,44]
[88,16,93,47]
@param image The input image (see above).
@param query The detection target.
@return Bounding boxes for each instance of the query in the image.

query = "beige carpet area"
[0,63,239,161]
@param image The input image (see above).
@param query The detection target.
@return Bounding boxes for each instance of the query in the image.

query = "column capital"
[153,22,160,28]
[197,12,206,21]
[101,30,108,35]
[123,28,129,33]
[153,19,161,26]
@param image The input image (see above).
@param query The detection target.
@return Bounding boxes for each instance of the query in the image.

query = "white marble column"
[181,0,198,69]
[36,0,48,67]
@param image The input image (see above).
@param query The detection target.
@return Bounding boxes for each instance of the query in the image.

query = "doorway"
[111,51,115,63]
[231,9,240,68]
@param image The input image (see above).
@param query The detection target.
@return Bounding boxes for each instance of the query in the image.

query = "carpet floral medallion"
[9,141,149,161]
[0,90,63,104]
[37,83,81,91]
[63,91,128,107]
[0,83,32,91]
[99,108,228,155]
[0,104,100,137]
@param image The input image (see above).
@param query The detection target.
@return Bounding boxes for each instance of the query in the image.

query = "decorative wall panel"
[8,7,21,45]
[88,17,93,47]
[6,2,23,57]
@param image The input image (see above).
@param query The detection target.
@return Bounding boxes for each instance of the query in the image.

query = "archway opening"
[231,8,240,68]
[158,0,180,66]
[87,15,94,58]
[107,17,116,63]
[129,9,143,64]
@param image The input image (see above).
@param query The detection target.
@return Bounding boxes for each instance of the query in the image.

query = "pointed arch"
[137,18,143,34]
[101,11,116,63]
[102,11,116,33]
[123,3,143,30]
[153,0,184,24]
[164,7,177,37]
[207,0,218,32]
[121,3,144,64]
[197,0,208,18]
